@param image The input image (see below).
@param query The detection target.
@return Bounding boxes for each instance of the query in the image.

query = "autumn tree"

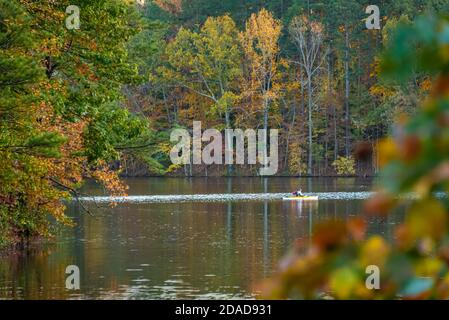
[241,9,282,133]
[289,14,326,175]
[153,0,182,15]
[0,0,154,246]
[240,9,282,171]
[162,15,242,174]
[0,0,67,245]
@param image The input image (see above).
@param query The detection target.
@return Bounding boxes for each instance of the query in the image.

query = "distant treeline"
[120,0,444,177]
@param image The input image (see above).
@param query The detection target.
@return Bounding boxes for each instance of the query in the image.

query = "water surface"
[0,177,401,299]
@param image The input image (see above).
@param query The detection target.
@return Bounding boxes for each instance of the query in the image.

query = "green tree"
[0,0,154,247]
[162,15,243,173]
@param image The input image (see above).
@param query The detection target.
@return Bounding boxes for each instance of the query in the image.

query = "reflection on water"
[0,177,402,299]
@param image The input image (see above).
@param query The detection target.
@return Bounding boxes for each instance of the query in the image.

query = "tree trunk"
[162,87,171,124]
[325,49,332,172]
[344,27,350,157]
[307,73,313,175]
[300,67,305,116]
[284,95,297,170]
[225,109,233,176]
[263,98,269,132]
[262,97,269,173]
[334,106,338,161]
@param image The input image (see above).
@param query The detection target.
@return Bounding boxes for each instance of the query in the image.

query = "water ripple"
[78,191,375,203]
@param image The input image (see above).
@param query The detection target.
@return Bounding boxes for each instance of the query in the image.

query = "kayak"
[282,195,319,201]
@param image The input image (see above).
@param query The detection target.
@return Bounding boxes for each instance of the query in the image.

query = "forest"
[2,0,449,301]
[123,0,446,177]
[0,0,446,256]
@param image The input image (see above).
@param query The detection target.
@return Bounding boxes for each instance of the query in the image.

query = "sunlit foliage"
[332,156,356,176]
[0,0,152,246]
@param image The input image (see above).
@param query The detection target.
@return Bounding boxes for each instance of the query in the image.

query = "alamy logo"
[365,265,380,290]
[65,265,80,290]
[365,5,380,30]
[65,5,80,30]
[170,121,279,175]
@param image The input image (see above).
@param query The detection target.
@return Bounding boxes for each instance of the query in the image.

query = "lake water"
[0,177,401,299]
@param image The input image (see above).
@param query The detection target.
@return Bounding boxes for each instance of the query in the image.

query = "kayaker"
[292,188,304,197]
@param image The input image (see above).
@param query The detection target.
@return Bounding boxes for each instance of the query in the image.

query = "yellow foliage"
[377,138,398,168]
[329,267,361,300]
[406,199,447,242]
[332,156,356,175]
[414,257,444,278]
[359,236,390,268]
[240,8,282,121]
[288,140,307,175]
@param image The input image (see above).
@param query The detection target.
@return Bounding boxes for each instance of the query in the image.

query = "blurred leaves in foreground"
[260,14,449,300]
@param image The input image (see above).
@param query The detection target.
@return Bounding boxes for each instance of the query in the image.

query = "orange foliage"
[154,0,182,15]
